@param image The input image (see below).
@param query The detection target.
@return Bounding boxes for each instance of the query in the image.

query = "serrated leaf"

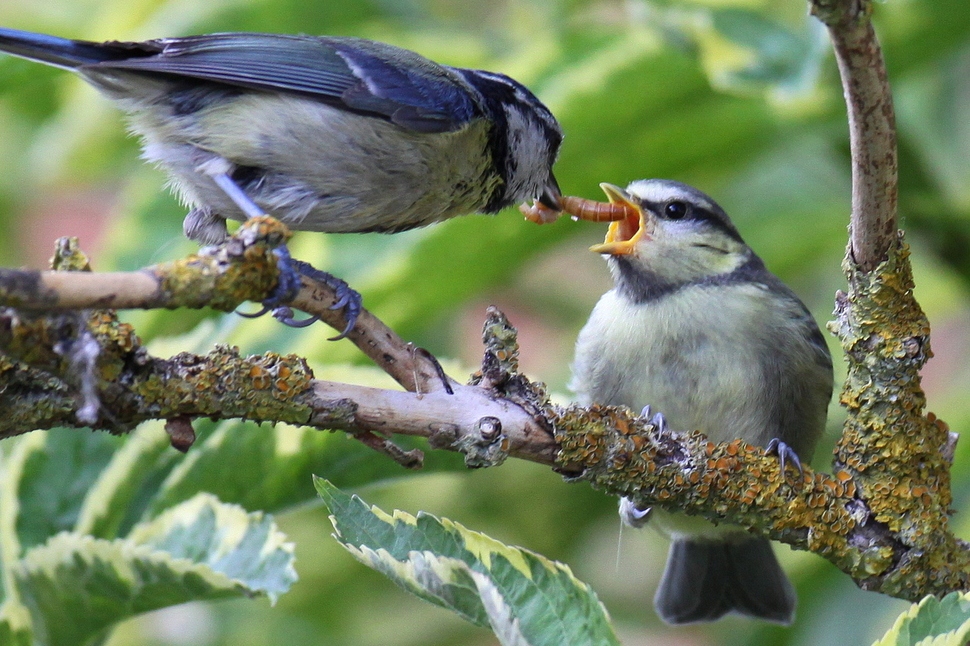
[128,493,297,602]
[315,477,619,646]
[11,494,295,646]
[872,592,970,646]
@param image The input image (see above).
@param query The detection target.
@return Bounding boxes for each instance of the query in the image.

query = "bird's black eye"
[664,201,688,220]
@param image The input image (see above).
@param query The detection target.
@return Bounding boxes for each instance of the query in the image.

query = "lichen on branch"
[0,216,290,313]
[829,235,967,598]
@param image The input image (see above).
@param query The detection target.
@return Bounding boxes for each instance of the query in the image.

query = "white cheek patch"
[502,105,550,200]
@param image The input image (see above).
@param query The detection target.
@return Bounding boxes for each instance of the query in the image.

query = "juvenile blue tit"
[0,28,563,245]
[570,179,833,625]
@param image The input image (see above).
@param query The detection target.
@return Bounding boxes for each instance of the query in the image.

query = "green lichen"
[130,345,315,425]
[50,237,92,272]
[829,236,954,555]
[0,217,311,437]
[553,402,875,575]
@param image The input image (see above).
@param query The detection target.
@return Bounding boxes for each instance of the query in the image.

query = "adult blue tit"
[0,28,563,245]
[570,179,833,625]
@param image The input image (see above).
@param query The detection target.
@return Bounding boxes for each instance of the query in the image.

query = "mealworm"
[560,196,637,222]
[520,196,637,224]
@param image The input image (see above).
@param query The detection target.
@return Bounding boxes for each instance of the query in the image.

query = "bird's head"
[590,179,755,297]
[459,69,563,213]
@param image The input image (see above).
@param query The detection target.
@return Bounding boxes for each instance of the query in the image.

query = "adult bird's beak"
[588,183,648,256]
[537,173,563,211]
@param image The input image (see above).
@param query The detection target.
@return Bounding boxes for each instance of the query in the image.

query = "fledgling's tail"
[654,537,796,625]
[0,27,123,69]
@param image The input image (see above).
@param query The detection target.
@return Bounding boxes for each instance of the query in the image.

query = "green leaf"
[315,477,620,646]
[707,8,825,96]
[8,429,122,551]
[72,421,174,540]
[130,493,297,602]
[10,493,295,646]
[0,600,33,646]
[872,592,970,646]
[148,418,462,517]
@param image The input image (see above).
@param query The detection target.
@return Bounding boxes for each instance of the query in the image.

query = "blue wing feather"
[0,29,481,133]
[87,33,481,133]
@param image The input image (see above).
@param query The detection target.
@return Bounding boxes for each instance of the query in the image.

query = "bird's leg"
[765,438,804,481]
[234,250,362,339]
[203,165,363,338]
[207,169,267,219]
[198,156,266,218]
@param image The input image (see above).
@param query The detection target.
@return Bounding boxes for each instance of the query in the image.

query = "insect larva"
[560,196,636,222]
[519,196,636,224]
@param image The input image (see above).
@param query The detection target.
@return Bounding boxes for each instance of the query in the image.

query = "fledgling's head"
[590,179,758,299]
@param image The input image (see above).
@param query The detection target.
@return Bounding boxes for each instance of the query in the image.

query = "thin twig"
[288,279,454,394]
[811,0,898,270]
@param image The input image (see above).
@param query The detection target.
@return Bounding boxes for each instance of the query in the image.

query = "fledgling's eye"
[664,201,688,220]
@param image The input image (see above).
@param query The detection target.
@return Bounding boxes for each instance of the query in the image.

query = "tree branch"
[0,285,558,463]
[1,263,963,599]
[810,0,898,270]
[802,0,962,600]
[0,217,452,396]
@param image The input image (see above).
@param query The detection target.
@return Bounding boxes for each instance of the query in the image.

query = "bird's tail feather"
[654,537,796,625]
[0,28,121,70]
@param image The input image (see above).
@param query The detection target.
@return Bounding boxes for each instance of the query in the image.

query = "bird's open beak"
[588,183,648,256]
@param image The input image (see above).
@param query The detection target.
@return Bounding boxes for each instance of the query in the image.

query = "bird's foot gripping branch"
[0,215,293,314]
[552,404,881,578]
[0,217,313,441]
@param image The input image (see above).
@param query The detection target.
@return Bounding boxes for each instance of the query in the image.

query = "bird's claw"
[640,406,669,435]
[619,497,653,528]
[290,260,362,340]
[234,245,302,321]
[270,306,320,328]
[766,438,803,481]
[236,304,272,318]
[414,346,454,395]
[234,248,362,340]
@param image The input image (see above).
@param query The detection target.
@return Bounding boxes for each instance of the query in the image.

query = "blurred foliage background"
[0,0,968,644]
